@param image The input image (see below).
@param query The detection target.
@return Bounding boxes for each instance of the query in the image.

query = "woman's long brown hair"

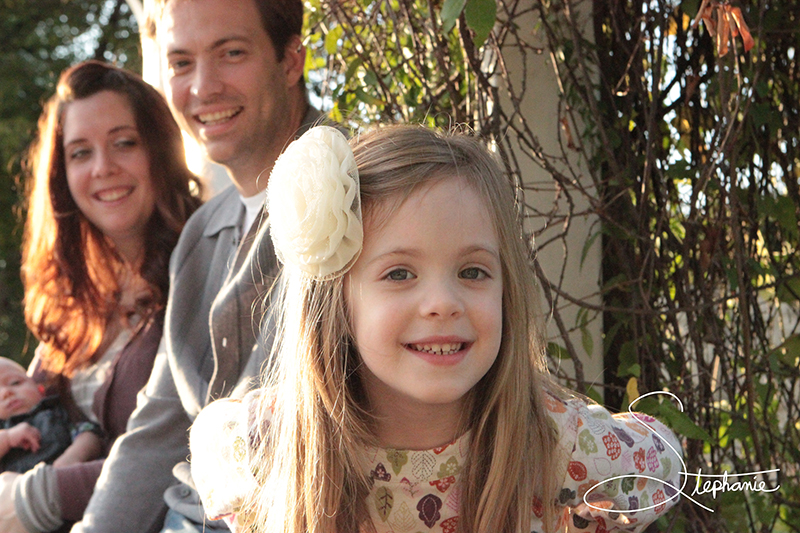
[21,60,202,376]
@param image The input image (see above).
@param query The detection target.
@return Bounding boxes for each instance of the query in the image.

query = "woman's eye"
[460,267,488,280]
[226,49,246,59]
[114,138,138,149]
[386,269,414,281]
[69,148,90,160]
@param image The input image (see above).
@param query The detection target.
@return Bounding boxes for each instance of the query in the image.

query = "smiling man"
[70,0,328,531]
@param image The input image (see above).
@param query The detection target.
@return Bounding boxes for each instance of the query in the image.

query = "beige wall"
[496,2,603,393]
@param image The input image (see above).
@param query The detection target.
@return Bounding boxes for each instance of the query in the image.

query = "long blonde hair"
[252,125,560,532]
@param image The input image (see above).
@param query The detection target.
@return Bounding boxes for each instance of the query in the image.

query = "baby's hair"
[253,124,560,532]
[0,358,29,376]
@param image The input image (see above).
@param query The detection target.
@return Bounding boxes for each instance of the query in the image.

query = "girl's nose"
[420,280,465,318]
[190,59,223,100]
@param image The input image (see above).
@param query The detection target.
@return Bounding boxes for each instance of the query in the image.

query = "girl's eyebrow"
[365,244,500,266]
[64,125,137,147]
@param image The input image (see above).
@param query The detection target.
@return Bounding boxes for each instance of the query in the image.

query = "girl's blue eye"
[460,267,487,280]
[386,269,414,281]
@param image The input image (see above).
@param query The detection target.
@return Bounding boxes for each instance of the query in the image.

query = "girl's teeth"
[412,343,463,355]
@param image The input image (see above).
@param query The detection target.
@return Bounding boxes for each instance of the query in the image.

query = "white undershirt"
[240,191,267,237]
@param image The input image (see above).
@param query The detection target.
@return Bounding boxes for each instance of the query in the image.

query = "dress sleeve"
[556,400,683,533]
[189,390,263,531]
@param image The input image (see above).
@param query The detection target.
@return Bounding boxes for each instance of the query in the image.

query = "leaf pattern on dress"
[602,432,622,460]
[190,392,682,533]
[399,477,420,498]
[388,502,416,532]
[411,451,436,480]
[440,516,458,533]
[567,460,587,481]
[578,429,598,454]
[429,475,455,493]
[436,456,461,478]
[371,462,391,482]
[416,494,442,528]
[387,449,409,475]
[375,486,394,522]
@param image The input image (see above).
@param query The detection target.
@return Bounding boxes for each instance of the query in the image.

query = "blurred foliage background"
[1,0,798,530]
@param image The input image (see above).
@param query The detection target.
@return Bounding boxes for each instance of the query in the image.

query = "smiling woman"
[0,60,203,532]
[62,90,157,263]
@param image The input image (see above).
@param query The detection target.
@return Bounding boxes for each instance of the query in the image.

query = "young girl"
[189,125,683,532]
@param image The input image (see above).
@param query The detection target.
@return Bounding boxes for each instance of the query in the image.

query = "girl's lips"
[405,340,472,366]
[407,342,465,355]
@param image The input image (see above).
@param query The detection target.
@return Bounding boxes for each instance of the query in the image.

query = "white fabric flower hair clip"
[268,126,362,280]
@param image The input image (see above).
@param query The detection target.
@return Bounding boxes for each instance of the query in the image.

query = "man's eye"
[386,269,414,281]
[169,59,192,72]
[460,267,487,280]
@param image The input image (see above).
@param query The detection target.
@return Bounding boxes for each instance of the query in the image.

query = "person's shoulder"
[172,186,241,255]
[183,186,241,234]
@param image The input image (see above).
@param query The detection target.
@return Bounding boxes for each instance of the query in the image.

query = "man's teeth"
[96,188,132,202]
[198,108,240,124]
[411,343,463,355]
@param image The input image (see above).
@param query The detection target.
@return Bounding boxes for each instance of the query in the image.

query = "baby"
[0,357,101,473]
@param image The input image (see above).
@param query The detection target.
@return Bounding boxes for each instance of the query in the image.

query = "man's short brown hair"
[145,0,303,59]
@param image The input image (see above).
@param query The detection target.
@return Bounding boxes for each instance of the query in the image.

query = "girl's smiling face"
[62,90,156,263]
[346,177,503,448]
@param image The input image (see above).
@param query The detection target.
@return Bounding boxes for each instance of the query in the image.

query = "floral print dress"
[189,392,682,533]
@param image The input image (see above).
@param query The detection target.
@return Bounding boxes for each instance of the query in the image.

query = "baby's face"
[0,362,43,419]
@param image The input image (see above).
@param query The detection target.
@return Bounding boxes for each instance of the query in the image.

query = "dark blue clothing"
[1,395,72,473]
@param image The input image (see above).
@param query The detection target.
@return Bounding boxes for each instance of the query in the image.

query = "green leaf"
[776,277,800,304]
[769,335,800,367]
[585,385,603,404]
[343,57,363,83]
[441,0,467,33]
[616,340,640,377]
[324,25,343,55]
[354,88,383,107]
[658,401,711,441]
[547,342,571,360]
[580,230,600,270]
[581,326,594,358]
[776,195,799,240]
[464,0,497,48]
